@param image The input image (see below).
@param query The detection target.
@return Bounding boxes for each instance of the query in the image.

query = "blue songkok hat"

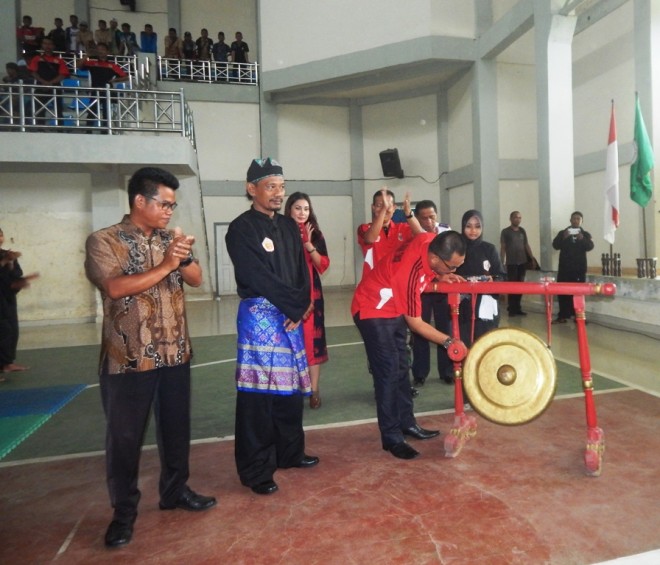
[247,157,283,183]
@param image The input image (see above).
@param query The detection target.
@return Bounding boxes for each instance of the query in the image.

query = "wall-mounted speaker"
[379,148,404,179]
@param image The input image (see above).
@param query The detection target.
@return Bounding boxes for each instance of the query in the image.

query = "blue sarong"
[235,297,311,395]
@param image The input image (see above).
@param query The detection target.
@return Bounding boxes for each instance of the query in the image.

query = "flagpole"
[642,209,648,258]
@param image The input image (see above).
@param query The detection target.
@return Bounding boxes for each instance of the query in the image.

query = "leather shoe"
[403,424,440,440]
[104,520,133,548]
[412,378,425,387]
[410,386,419,398]
[159,486,217,511]
[251,480,278,495]
[384,441,419,460]
[294,454,320,468]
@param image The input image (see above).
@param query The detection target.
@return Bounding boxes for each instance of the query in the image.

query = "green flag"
[630,94,654,208]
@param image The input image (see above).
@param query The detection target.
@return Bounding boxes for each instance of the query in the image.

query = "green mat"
[0,326,627,462]
[0,384,87,459]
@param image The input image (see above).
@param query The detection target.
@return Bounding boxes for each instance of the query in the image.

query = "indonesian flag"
[604,103,619,244]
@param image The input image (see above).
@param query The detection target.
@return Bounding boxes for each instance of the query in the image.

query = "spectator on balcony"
[27,36,70,125]
[47,18,66,53]
[108,18,121,55]
[181,32,196,60]
[164,28,183,59]
[65,14,80,53]
[3,62,20,84]
[212,31,230,63]
[230,31,249,64]
[78,42,128,130]
[195,29,213,61]
[94,20,113,51]
[119,23,140,56]
[78,22,96,56]
[2,62,33,122]
[17,15,44,60]
[140,24,158,54]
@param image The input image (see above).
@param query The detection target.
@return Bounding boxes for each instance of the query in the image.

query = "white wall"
[498,63,537,159]
[192,101,260,180]
[260,0,474,71]
[447,71,473,171]
[0,172,95,322]
[277,105,351,180]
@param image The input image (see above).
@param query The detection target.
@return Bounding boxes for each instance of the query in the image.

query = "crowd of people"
[16,14,251,63]
[3,150,594,547]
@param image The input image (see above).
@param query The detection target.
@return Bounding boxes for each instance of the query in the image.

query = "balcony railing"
[0,81,195,147]
[158,57,258,85]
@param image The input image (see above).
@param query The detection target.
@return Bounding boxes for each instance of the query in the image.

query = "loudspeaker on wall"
[379,148,404,179]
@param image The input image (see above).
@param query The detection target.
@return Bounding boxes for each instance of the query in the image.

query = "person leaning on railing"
[77,42,128,131]
[27,36,70,125]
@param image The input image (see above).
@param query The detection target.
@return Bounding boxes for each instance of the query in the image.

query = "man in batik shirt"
[85,167,216,548]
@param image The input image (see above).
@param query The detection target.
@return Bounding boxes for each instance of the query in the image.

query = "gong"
[463,327,557,425]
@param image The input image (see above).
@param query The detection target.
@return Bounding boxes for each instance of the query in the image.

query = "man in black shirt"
[225,158,319,496]
[78,42,127,129]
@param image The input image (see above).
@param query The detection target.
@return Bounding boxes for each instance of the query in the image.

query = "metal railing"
[48,51,138,80]
[158,57,258,85]
[0,81,195,147]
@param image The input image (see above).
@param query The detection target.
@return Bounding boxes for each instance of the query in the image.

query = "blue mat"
[0,384,87,459]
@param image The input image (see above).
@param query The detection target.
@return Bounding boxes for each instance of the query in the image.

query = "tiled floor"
[3,288,660,564]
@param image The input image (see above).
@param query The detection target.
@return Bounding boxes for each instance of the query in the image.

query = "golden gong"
[463,327,557,425]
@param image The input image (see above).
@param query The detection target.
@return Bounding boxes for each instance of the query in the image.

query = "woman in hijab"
[455,210,505,346]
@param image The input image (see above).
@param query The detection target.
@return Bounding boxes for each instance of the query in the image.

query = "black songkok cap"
[246,157,283,183]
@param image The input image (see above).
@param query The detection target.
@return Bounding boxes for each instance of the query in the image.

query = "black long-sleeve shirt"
[225,207,310,322]
[552,227,594,279]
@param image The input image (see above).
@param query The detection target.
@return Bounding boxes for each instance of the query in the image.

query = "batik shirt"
[85,215,192,375]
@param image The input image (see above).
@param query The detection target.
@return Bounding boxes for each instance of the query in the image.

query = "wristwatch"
[179,252,194,267]
[442,337,453,349]
[406,212,414,219]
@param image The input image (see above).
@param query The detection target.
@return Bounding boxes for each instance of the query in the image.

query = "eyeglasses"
[439,256,458,272]
[147,196,178,211]
[433,254,464,274]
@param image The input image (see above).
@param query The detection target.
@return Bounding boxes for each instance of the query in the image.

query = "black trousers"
[506,264,527,313]
[0,302,18,366]
[100,363,191,523]
[411,293,452,382]
[354,313,416,449]
[235,391,305,487]
[556,270,585,319]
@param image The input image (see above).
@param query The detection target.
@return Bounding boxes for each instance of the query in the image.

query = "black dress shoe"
[294,454,320,468]
[403,424,440,440]
[251,480,279,495]
[159,486,217,511]
[440,374,454,384]
[412,378,425,387]
[517,311,528,316]
[410,386,419,398]
[384,441,419,460]
[104,520,133,548]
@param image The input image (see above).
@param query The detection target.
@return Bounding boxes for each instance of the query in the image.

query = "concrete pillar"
[471,58,500,243]
[634,0,658,258]
[534,0,577,268]
[350,102,365,282]
[1,0,20,65]
[437,91,450,225]
[90,171,126,232]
